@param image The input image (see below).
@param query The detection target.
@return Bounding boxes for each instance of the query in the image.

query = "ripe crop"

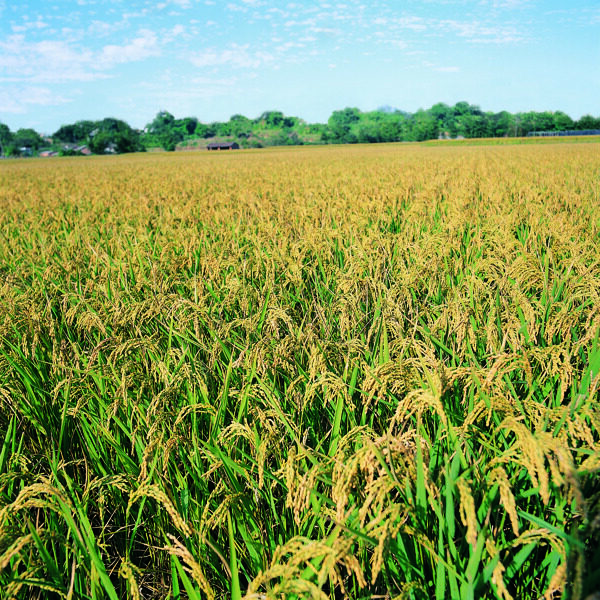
[0,142,599,599]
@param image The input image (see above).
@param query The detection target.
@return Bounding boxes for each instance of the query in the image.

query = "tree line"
[1,102,599,156]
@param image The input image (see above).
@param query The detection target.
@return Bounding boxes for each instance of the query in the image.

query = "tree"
[0,123,13,156]
[575,115,600,130]
[148,111,175,135]
[88,131,113,154]
[552,111,574,131]
[430,102,452,133]
[282,116,297,129]
[196,123,215,138]
[14,128,43,152]
[491,111,514,137]
[53,121,100,145]
[453,101,472,116]
[52,124,79,144]
[228,114,252,138]
[327,107,361,143]
[357,123,381,143]
[258,111,285,127]
[406,110,438,141]
[178,117,198,136]
[158,130,181,152]
[88,118,142,154]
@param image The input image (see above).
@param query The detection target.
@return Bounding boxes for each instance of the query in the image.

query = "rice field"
[0,142,599,599]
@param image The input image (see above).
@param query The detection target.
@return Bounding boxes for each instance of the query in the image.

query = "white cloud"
[442,19,524,43]
[190,44,273,69]
[483,0,531,8]
[0,35,102,82]
[226,3,248,12]
[0,28,162,85]
[157,0,192,9]
[88,20,121,37]
[162,24,186,43]
[191,75,237,86]
[396,16,428,32]
[0,85,70,114]
[98,29,161,67]
[11,18,48,33]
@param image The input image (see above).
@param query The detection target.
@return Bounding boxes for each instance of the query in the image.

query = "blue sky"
[1,0,598,134]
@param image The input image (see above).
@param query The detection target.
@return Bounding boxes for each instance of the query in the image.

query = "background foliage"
[2,102,600,156]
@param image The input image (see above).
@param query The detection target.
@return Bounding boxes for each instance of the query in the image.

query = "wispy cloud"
[0,35,102,82]
[11,18,49,33]
[98,29,161,66]
[0,85,70,114]
[0,29,162,84]
[156,0,192,9]
[442,19,525,43]
[482,0,532,9]
[189,43,273,69]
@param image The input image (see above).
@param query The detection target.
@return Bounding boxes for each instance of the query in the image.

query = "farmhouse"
[207,142,239,150]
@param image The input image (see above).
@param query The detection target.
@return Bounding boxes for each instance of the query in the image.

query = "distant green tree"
[162,130,184,151]
[200,123,217,138]
[535,111,555,131]
[53,121,101,145]
[52,124,79,144]
[143,112,182,150]
[378,115,404,142]
[327,107,361,143]
[87,118,142,154]
[490,111,514,137]
[148,111,175,134]
[575,115,600,130]
[357,123,381,143]
[552,111,574,131]
[14,128,43,152]
[430,102,453,133]
[88,131,113,154]
[406,110,438,141]
[258,111,285,127]
[462,114,490,138]
[229,114,252,138]
[282,116,297,129]
[178,117,198,136]
[0,123,13,156]
[453,101,472,116]
[215,121,232,137]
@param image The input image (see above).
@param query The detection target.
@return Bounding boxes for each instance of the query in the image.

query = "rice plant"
[0,142,599,599]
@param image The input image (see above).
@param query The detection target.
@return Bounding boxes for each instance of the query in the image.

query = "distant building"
[59,144,92,156]
[207,142,240,150]
[527,129,600,137]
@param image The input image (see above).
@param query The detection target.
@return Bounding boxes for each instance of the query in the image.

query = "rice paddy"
[0,141,599,599]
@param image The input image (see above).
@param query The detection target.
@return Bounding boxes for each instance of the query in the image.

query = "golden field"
[0,142,599,599]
